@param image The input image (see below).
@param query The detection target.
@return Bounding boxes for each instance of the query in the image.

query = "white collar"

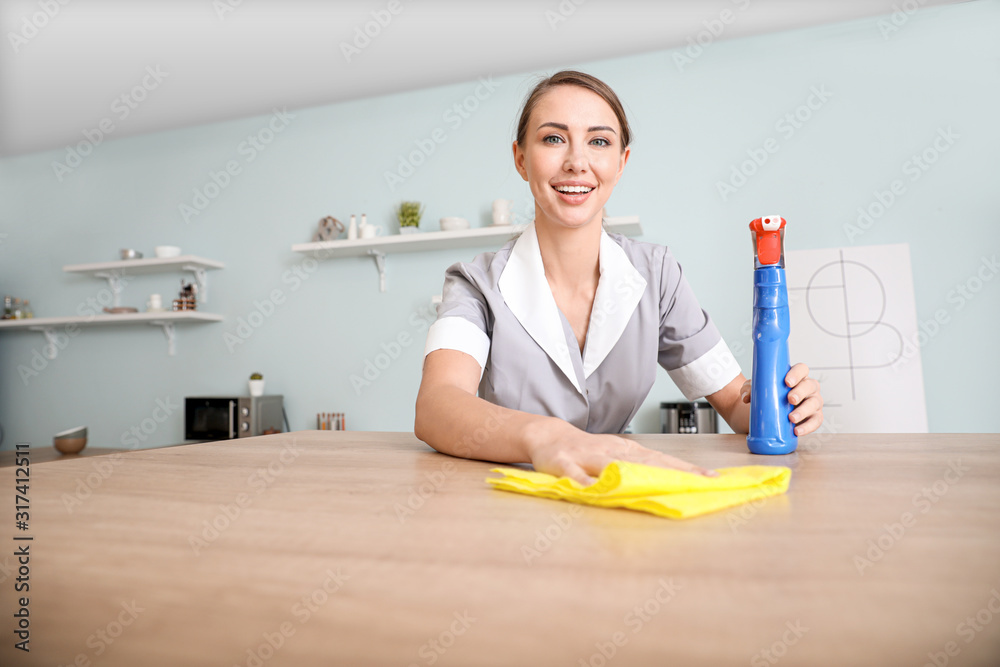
[498,222,647,396]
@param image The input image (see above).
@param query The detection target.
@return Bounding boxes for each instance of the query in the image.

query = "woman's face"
[514,85,629,232]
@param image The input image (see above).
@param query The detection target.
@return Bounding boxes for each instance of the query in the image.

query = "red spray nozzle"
[749,216,786,266]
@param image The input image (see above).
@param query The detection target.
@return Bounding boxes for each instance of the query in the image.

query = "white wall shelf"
[1,255,227,357]
[0,312,224,358]
[63,255,225,305]
[291,216,642,291]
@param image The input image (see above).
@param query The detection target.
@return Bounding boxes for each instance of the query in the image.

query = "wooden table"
[0,447,129,468]
[2,432,999,666]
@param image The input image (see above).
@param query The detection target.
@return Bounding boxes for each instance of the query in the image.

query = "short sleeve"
[423,261,492,373]
[657,248,741,400]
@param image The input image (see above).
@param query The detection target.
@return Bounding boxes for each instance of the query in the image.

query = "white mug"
[147,294,163,311]
[492,199,514,226]
[360,224,383,239]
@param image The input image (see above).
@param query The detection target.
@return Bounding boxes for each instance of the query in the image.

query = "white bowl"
[439,217,470,232]
[154,245,182,258]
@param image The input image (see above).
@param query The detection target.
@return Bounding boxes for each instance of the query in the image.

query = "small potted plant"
[249,372,265,397]
[396,201,423,234]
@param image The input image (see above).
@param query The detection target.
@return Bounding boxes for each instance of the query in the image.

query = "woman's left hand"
[740,363,824,435]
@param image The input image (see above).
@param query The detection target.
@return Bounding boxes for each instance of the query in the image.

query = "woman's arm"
[706,364,824,435]
[415,349,718,485]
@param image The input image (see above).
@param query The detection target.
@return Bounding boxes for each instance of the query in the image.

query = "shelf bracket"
[94,271,125,308]
[183,265,210,303]
[28,326,61,360]
[367,249,387,292]
[151,321,177,356]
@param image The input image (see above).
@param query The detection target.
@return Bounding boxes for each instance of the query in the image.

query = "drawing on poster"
[785,243,928,433]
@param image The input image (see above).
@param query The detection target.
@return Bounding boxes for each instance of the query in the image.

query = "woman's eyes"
[542,135,611,147]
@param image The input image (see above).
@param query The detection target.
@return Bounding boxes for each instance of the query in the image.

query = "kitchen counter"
[1,431,998,666]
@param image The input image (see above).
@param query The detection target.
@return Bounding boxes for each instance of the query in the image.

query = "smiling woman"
[413,70,824,485]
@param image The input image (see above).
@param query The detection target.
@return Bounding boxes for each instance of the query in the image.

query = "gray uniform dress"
[423,223,741,434]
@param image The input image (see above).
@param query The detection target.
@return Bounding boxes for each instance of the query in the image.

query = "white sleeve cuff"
[424,317,491,373]
[667,338,742,400]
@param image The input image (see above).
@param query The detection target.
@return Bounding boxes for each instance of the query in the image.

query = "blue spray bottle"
[747,215,797,455]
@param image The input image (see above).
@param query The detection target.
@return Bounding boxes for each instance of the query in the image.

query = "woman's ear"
[512,140,529,182]
[614,146,631,184]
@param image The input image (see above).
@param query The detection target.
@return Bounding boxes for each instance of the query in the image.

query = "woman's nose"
[563,144,587,172]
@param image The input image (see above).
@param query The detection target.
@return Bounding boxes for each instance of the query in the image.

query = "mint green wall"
[1,2,997,449]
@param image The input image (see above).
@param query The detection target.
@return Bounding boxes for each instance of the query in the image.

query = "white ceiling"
[0,0,963,157]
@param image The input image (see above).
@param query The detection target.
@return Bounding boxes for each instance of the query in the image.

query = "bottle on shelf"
[11,298,22,319]
[2,296,11,320]
[348,214,358,240]
[22,300,33,318]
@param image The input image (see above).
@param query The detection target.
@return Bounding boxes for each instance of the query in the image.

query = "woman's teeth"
[553,186,594,194]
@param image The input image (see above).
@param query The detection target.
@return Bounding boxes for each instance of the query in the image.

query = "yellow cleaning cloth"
[487,462,792,520]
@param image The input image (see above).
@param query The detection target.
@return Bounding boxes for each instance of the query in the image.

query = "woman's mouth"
[552,184,595,204]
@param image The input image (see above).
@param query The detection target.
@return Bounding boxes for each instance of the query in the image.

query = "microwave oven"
[185,395,284,441]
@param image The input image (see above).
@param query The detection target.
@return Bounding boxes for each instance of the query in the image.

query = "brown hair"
[515,70,632,150]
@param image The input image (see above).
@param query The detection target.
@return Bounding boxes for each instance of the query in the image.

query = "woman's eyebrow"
[537,121,617,134]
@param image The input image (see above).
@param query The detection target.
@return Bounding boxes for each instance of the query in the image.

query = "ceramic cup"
[154,245,182,258]
[492,199,514,226]
[440,217,470,231]
[147,294,163,311]
[360,225,383,239]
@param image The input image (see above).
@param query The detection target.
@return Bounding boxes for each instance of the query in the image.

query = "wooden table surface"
[2,431,999,667]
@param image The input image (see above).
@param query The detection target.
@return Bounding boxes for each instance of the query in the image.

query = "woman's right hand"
[527,424,719,486]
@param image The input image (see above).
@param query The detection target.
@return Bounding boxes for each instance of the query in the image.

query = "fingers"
[789,395,824,435]
[562,460,597,486]
[659,453,719,477]
[791,410,823,435]
[788,377,821,406]
[740,379,752,404]
[785,363,811,389]
[628,448,718,477]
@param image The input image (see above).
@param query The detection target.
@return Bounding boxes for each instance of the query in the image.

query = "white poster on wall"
[784,243,928,433]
